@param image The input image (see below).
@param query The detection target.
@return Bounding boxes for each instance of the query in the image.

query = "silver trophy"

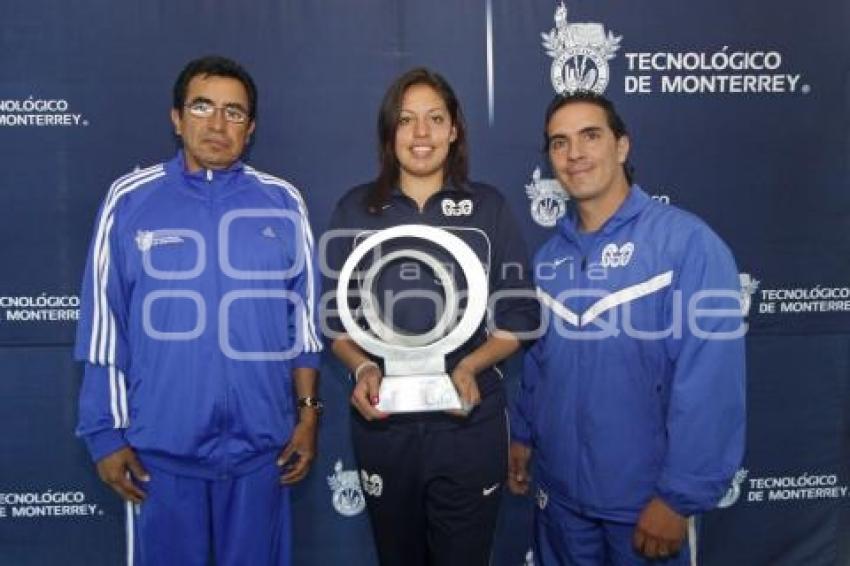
[336,224,487,413]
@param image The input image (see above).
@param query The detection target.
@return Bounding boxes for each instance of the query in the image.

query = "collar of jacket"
[388,181,470,199]
[167,150,246,194]
[557,184,651,242]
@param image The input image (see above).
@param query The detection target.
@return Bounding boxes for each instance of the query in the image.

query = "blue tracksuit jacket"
[511,185,745,522]
[75,152,322,479]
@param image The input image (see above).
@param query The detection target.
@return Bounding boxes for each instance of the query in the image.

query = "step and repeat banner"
[1,1,848,565]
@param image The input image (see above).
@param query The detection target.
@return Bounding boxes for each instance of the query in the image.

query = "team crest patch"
[441,198,473,216]
[541,2,622,95]
[360,468,384,498]
[525,167,569,227]
[326,460,366,516]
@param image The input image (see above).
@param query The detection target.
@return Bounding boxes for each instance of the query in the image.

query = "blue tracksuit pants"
[534,487,691,566]
[126,459,291,566]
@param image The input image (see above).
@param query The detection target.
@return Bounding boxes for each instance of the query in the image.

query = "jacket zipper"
[208,169,231,479]
[574,236,595,515]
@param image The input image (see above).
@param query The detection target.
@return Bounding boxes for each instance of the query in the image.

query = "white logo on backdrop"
[536,486,549,510]
[360,469,384,498]
[739,273,760,316]
[717,468,749,508]
[542,2,622,95]
[526,167,569,227]
[327,460,365,516]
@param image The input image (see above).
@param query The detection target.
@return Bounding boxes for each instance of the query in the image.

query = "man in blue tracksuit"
[508,93,745,565]
[75,56,322,565]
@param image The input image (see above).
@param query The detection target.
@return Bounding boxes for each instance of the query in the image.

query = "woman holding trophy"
[325,67,539,566]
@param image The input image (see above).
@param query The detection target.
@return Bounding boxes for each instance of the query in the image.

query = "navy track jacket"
[75,152,322,478]
[511,186,746,521]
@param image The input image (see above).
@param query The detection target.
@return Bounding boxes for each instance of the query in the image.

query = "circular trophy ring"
[360,248,459,348]
[337,224,487,359]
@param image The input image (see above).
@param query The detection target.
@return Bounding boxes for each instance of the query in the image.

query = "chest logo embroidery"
[135,230,185,252]
[441,198,473,216]
[600,242,634,268]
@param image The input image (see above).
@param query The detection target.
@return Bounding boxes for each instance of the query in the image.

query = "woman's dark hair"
[173,55,258,120]
[368,67,469,213]
[543,92,634,185]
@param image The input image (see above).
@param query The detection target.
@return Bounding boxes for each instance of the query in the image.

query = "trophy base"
[375,373,462,413]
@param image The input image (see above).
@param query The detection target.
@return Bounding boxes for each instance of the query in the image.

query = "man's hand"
[446,361,481,417]
[96,446,149,504]
[633,497,688,559]
[350,365,388,420]
[508,441,532,495]
[278,416,318,485]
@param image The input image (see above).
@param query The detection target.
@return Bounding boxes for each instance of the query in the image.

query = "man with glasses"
[508,93,745,565]
[74,55,322,565]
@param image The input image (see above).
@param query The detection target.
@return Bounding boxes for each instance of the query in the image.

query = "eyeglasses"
[184,100,250,124]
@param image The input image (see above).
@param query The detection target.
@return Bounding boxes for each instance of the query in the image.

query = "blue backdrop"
[1,1,849,565]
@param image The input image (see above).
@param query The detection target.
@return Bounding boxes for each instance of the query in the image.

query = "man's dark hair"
[368,67,469,213]
[172,55,258,120]
[543,92,634,185]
